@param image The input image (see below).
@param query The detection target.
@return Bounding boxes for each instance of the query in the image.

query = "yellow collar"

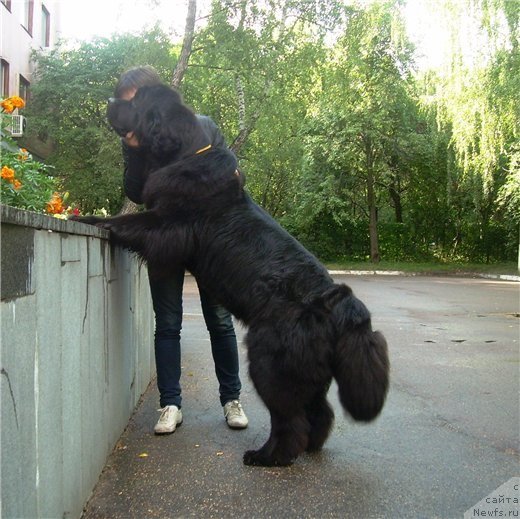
[195,144,212,154]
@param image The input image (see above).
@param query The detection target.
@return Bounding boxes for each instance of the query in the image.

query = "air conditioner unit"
[7,115,26,137]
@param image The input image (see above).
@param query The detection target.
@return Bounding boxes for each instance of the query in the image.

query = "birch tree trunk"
[171,0,197,88]
[118,198,139,214]
[365,135,380,263]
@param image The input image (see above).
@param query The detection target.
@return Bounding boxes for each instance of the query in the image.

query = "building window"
[23,0,34,35]
[1,60,10,97]
[41,5,50,47]
[19,75,30,103]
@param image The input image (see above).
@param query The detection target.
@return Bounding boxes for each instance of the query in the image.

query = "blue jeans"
[149,267,242,408]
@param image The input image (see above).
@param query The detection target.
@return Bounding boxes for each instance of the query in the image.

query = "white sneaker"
[223,400,248,429]
[154,405,183,435]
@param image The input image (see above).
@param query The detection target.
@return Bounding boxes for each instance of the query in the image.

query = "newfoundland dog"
[76,85,389,466]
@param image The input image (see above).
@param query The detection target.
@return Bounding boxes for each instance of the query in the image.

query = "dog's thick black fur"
[77,85,389,466]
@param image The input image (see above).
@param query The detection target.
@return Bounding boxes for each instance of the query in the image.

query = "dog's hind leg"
[244,327,313,466]
[305,390,334,452]
[243,410,310,467]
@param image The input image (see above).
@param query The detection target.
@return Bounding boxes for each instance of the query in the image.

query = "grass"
[324,260,519,277]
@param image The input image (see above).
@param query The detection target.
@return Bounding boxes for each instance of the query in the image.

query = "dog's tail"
[324,284,389,422]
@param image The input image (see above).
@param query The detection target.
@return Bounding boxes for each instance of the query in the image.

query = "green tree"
[22,0,518,264]
[26,28,176,213]
[424,0,519,261]
[181,0,343,215]
[295,1,417,262]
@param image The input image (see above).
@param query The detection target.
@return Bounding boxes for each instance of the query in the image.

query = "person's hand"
[124,131,139,147]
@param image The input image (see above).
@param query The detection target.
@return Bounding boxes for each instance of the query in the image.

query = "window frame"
[23,0,34,36]
[19,75,30,103]
[1,60,10,98]
[41,4,50,47]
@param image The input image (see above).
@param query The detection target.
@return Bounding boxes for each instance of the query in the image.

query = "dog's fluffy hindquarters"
[75,85,390,466]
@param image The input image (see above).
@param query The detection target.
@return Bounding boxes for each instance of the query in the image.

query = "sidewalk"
[81,274,519,518]
[330,269,520,282]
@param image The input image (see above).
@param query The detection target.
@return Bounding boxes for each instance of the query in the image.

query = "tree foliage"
[419,0,519,260]
[24,0,518,263]
[26,28,176,213]
[288,2,420,261]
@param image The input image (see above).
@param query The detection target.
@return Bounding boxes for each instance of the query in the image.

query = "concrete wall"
[0,205,155,519]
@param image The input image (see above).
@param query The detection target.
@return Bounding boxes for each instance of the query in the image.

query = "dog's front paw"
[95,221,114,231]
[70,215,107,227]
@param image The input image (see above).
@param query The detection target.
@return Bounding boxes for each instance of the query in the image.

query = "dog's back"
[187,191,333,323]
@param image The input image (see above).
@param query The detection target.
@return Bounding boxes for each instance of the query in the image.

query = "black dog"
[77,85,389,466]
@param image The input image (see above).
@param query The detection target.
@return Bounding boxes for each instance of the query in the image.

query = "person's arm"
[196,115,231,152]
[122,141,148,204]
[196,114,245,185]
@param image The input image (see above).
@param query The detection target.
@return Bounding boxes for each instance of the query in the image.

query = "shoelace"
[157,407,174,423]
[226,401,243,417]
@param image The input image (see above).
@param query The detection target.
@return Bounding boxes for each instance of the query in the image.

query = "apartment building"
[1,0,62,97]
[1,0,62,152]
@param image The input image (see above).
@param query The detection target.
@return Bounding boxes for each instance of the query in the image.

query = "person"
[114,66,248,434]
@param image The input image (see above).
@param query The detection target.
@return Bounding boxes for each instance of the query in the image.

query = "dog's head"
[107,85,205,161]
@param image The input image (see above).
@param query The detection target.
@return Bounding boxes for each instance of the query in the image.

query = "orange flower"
[10,96,25,109]
[1,165,15,183]
[0,99,15,113]
[13,179,22,190]
[0,96,25,114]
[46,193,65,214]
[0,96,25,113]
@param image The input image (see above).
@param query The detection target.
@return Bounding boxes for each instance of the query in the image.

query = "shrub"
[1,96,76,217]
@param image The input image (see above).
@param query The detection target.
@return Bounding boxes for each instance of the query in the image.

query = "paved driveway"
[83,274,519,519]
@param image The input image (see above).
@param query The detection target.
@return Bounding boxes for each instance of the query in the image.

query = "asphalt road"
[82,274,519,519]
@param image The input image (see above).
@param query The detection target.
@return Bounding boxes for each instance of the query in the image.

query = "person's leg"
[149,267,185,409]
[199,285,248,428]
[198,284,242,406]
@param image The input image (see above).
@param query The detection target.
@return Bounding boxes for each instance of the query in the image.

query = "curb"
[328,270,520,282]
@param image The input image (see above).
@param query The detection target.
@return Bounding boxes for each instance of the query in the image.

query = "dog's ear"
[145,105,162,141]
[145,105,182,158]
[107,98,136,137]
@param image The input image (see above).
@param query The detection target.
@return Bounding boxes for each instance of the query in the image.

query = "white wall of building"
[0,0,62,97]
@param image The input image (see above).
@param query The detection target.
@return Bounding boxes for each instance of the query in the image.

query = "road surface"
[83,274,519,518]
